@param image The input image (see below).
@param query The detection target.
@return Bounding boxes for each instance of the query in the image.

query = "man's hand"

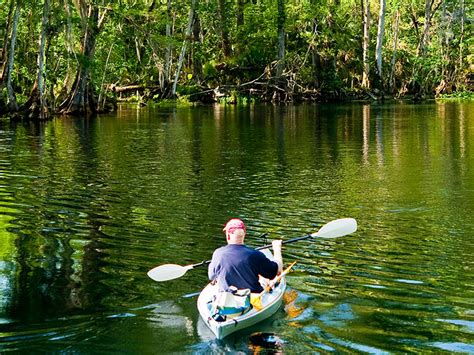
[272,240,283,273]
[272,239,282,251]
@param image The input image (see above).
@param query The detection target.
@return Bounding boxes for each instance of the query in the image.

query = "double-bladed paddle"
[147,217,357,282]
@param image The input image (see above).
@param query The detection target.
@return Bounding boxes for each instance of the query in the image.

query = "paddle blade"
[312,218,357,239]
[147,264,192,282]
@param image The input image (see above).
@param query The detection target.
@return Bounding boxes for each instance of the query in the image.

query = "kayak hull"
[197,278,286,339]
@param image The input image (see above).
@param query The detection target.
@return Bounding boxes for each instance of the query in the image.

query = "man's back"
[208,244,279,292]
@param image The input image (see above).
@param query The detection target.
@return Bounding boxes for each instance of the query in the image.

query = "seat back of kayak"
[198,278,287,339]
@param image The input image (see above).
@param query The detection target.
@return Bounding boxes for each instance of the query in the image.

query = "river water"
[0,102,473,353]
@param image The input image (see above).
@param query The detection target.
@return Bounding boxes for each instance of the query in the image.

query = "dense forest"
[0,0,472,120]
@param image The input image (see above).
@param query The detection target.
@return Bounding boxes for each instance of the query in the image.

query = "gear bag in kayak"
[209,287,251,322]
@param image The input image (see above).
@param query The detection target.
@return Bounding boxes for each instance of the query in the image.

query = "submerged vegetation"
[0,0,472,120]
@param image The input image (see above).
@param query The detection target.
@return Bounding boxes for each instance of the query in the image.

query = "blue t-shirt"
[208,244,279,292]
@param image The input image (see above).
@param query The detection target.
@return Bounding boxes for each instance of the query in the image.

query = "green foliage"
[203,61,218,81]
[0,0,470,111]
[176,95,192,106]
[177,84,201,96]
[155,98,193,108]
[437,91,474,101]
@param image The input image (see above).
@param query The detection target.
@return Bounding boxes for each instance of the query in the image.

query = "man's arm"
[272,240,283,273]
[208,251,218,280]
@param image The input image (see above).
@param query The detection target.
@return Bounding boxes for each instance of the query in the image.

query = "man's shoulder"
[213,244,265,257]
[213,245,228,255]
[213,244,243,254]
[247,248,273,262]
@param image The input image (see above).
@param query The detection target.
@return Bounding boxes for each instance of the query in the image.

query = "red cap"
[223,218,246,234]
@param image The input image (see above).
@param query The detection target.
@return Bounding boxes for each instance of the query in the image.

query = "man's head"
[223,218,246,244]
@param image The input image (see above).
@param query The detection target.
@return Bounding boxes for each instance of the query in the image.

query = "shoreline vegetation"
[0,1,472,120]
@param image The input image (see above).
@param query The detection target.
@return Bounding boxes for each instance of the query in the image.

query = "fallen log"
[107,84,162,93]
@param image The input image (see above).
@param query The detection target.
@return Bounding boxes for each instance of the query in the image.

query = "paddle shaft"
[189,234,313,269]
[258,234,313,249]
[148,218,356,282]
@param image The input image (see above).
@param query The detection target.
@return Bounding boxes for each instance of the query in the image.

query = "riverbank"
[111,84,474,107]
[1,87,472,120]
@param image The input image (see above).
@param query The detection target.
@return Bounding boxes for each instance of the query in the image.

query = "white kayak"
[197,276,287,339]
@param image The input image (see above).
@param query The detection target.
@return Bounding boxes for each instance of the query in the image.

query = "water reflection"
[0,102,473,352]
[248,332,285,354]
[146,300,194,337]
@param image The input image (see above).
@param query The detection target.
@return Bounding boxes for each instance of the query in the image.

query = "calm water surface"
[0,103,473,353]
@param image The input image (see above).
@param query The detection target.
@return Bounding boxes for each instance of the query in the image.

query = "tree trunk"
[361,0,371,89]
[5,0,21,112]
[55,0,76,105]
[0,0,15,83]
[375,0,386,92]
[440,0,448,78]
[163,0,173,89]
[458,0,464,72]
[192,11,202,83]
[435,0,450,95]
[328,0,339,85]
[171,0,198,97]
[413,0,440,98]
[276,0,285,77]
[59,4,107,115]
[134,37,141,63]
[63,0,75,54]
[311,18,321,88]
[36,0,49,119]
[23,0,50,120]
[98,43,114,112]
[388,9,400,93]
[217,0,231,58]
[418,0,434,55]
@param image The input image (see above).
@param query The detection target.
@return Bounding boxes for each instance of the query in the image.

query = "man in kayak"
[208,218,283,293]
